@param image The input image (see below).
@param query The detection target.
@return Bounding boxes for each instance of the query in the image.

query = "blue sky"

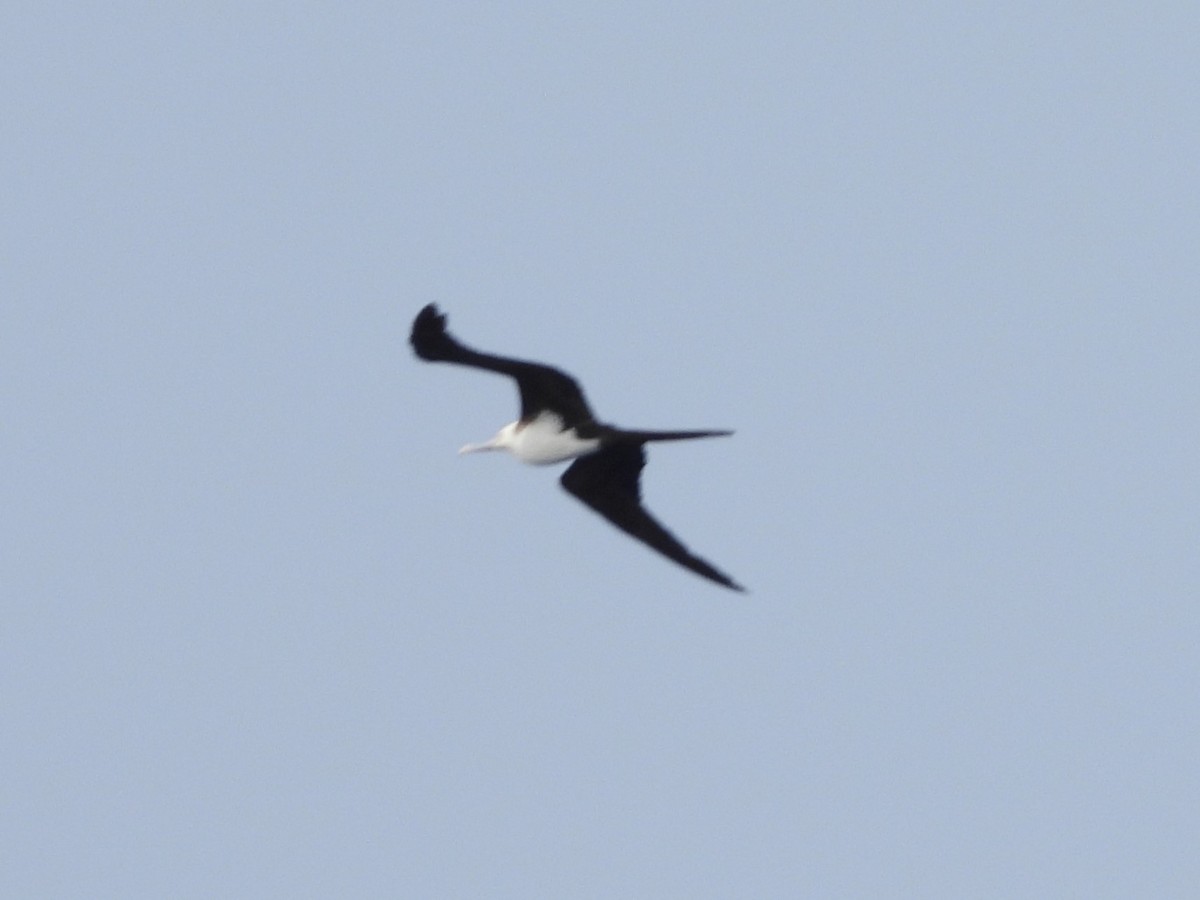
[3,4,1197,896]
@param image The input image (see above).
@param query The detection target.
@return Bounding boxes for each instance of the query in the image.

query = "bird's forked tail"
[613,428,734,443]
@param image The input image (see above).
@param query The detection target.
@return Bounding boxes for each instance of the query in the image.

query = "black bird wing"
[410,304,595,428]
[560,444,744,591]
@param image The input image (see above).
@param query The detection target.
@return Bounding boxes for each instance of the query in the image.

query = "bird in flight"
[409,304,744,591]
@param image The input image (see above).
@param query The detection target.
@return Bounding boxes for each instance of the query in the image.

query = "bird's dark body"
[410,304,743,591]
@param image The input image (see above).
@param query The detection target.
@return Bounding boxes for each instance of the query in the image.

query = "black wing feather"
[561,445,744,591]
[410,304,595,427]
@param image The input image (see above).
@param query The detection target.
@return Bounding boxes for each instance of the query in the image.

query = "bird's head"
[459,421,520,456]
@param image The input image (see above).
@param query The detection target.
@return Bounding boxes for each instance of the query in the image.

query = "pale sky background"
[3,4,1198,897]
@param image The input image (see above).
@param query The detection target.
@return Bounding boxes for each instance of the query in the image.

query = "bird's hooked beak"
[458,436,500,455]
[458,422,517,456]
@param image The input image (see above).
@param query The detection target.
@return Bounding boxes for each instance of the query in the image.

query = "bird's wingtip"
[410,304,454,360]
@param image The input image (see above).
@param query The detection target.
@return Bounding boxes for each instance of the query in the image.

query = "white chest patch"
[511,412,601,465]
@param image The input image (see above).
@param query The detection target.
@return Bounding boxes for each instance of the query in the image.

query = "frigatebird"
[409,304,744,591]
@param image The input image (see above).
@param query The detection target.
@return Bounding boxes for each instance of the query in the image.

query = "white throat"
[461,411,601,465]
